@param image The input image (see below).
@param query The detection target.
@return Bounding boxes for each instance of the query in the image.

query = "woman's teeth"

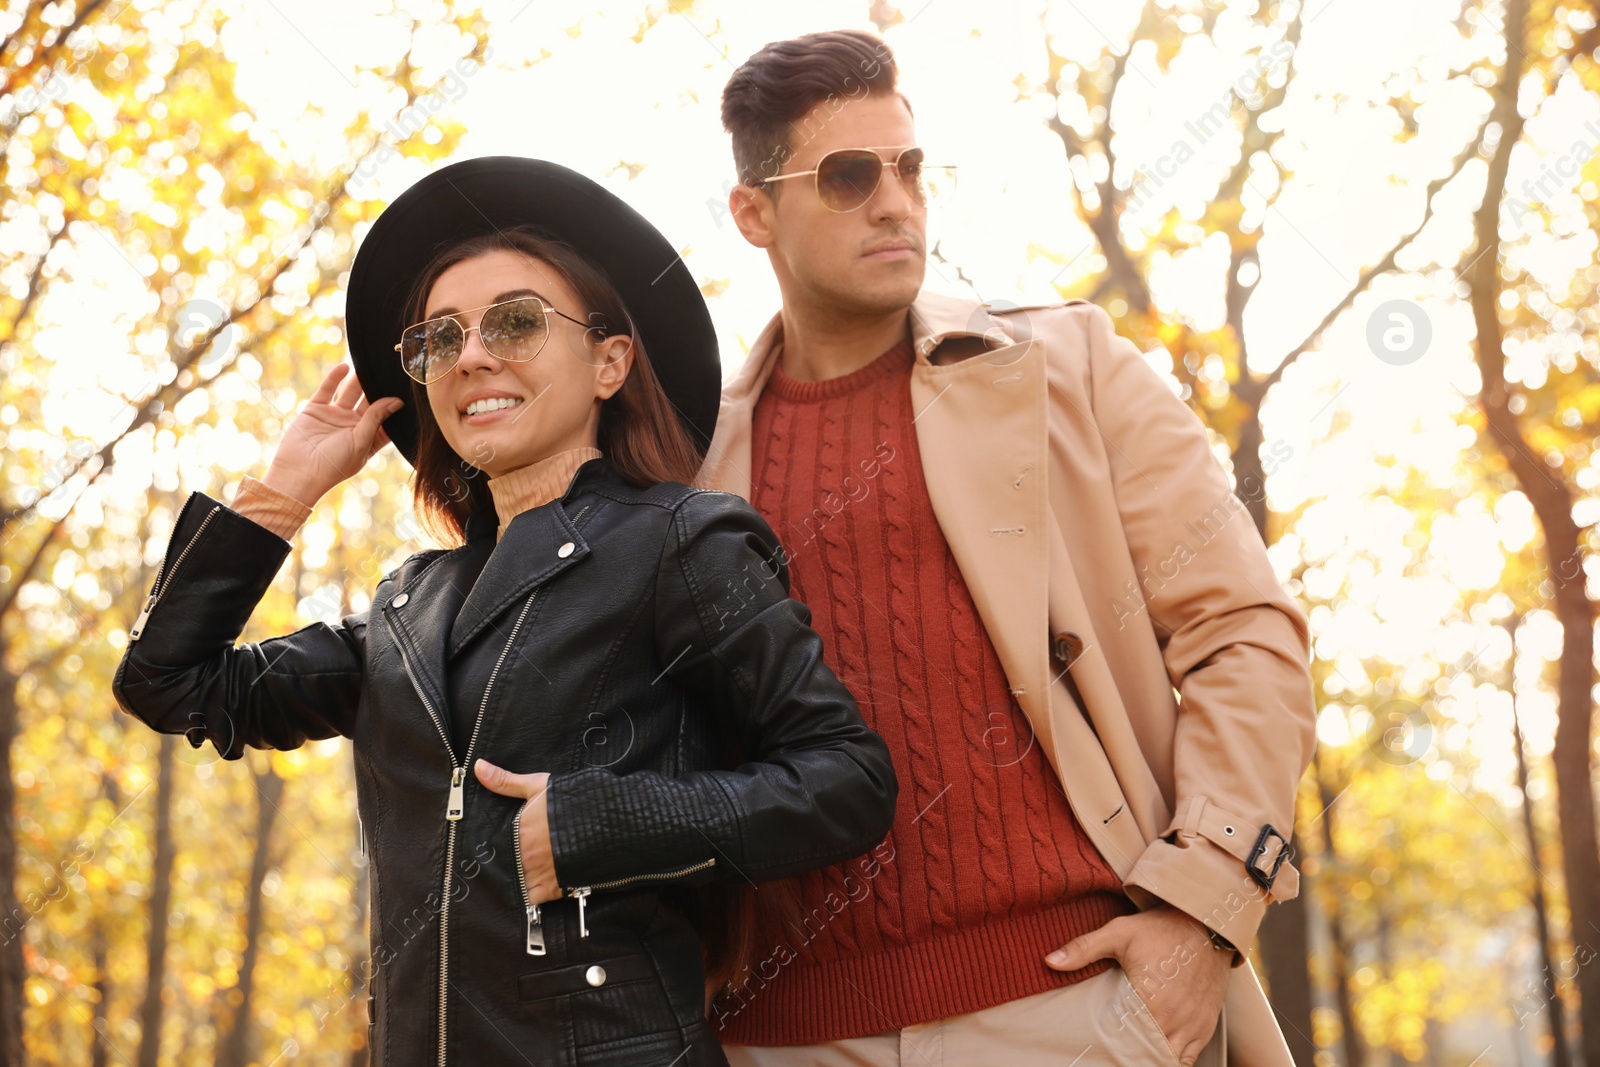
[465,397,523,417]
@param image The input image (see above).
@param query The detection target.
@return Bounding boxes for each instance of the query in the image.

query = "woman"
[111,156,897,1067]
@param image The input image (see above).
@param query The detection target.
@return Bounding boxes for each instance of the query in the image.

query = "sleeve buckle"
[1247,823,1290,891]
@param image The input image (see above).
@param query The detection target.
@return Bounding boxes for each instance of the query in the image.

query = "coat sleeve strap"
[1162,795,1300,899]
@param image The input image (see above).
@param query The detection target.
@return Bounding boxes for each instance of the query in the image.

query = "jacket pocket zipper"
[561,857,717,940]
[514,805,545,955]
[129,501,222,642]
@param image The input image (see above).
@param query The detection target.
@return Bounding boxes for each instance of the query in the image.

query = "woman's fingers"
[332,364,364,408]
[308,362,349,405]
[354,397,402,450]
[473,759,550,800]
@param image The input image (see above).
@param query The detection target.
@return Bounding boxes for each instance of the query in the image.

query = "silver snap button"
[585,965,606,987]
[558,542,575,558]
[391,593,408,608]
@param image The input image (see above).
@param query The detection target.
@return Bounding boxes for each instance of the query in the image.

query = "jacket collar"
[448,455,614,656]
[384,457,614,726]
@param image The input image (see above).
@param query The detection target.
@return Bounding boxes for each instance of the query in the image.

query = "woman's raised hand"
[262,363,405,506]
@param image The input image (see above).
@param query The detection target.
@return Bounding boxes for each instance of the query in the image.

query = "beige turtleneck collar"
[486,446,604,542]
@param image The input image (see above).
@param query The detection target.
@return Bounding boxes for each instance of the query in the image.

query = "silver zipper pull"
[570,887,591,938]
[526,904,545,955]
[446,766,465,822]
[129,593,158,641]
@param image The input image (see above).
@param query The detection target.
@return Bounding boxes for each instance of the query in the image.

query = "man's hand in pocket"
[1045,904,1231,1066]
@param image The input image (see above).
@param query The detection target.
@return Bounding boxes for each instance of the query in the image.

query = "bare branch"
[0,20,468,541]
[0,272,339,629]
[1214,8,1304,211]
[0,0,114,100]
[0,1,52,72]
[0,214,72,355]
[1255,110,1493,397]
[0,511,63,630]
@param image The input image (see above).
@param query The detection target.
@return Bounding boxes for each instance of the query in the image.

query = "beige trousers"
[721,966,1225,1067]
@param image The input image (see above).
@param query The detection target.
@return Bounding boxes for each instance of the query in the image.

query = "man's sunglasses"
[394,295,599,385]
[759,146,957,213]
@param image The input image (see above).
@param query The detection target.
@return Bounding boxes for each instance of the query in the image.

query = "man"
[697,28,1316,1067]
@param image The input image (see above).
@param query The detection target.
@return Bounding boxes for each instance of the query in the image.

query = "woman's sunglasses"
[394,295,598,385]
[759,146,957,213]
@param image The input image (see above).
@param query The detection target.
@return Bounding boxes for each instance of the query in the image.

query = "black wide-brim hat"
[345,155,720,467]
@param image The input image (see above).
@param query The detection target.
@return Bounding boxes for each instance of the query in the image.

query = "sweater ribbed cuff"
[229,475,314,541]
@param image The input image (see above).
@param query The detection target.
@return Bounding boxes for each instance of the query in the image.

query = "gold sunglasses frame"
[394,295,596,385]
[759,146,956,213]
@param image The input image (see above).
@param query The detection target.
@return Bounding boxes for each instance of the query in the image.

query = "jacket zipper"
[514,806,544,955]
[128,501,222,642]
[393,590,537,1067]
[559,857,717,939]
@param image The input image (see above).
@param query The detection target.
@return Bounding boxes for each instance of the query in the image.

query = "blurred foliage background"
[3,0,1600,1064]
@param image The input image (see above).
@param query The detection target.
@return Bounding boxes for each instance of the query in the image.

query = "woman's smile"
[457,389,529,424]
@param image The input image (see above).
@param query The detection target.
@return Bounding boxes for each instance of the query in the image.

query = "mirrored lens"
[481,297,549,360]
[401,317,464,383]
[890,148,957,208]
[913,164,958,208]
[815,150,886,211]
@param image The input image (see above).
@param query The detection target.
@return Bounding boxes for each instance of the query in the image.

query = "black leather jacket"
[112,456,897,1066]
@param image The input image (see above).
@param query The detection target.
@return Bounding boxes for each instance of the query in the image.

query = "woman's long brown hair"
[394,224,763,1002]
[398,224,704,545]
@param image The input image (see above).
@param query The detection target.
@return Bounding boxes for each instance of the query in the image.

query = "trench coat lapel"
[902,299,1056,764]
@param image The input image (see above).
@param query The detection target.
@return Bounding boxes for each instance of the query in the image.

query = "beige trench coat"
[697,290,1317,1067]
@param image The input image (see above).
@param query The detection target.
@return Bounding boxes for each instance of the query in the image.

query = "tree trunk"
[135,733,176,1067]
[1465,2,1600,1061]
[1236,423,1320,1066]
[0,665,25,1067]
[90,917,109,1067]
[1259,892,1319,1065]
[1314,748,1364,1067]
[1509,614,1574,1067]
[1548,585,1599,1066]
[214,765,284,1067]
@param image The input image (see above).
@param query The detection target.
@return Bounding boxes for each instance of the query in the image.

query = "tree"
[134,734,175,1067]
[212,762,284,1067]
[1458,0,1600,1060]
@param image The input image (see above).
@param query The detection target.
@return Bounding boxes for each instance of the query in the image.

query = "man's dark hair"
[720,29,908,188]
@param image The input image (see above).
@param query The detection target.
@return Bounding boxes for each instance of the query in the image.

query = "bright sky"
[27,0,1600,805]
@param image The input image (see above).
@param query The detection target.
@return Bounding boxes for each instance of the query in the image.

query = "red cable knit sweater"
[712,333,1137,1044]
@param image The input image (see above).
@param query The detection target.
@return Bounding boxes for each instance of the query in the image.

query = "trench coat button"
[391,593,408,608]
[1053,630,1085,667]
[585,965,606,987]
[558,541,575,558]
